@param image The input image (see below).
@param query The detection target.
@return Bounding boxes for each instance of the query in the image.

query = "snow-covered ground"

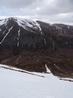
[0,64,73,98]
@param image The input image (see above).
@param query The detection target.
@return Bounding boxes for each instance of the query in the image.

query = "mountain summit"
[0,17,44,50]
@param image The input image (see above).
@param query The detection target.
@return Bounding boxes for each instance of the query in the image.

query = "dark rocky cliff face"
[37,21,73,50]
[0,17,73,78]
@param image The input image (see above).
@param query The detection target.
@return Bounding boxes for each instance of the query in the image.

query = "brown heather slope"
[0,48,73,79]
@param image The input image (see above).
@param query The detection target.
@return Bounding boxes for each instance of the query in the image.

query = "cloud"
[36,0,73,16]
[0,0,35,8]
[0,0,73,24]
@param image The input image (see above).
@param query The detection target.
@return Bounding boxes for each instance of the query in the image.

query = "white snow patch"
[55,25,62,30]
[45,64,51,73]
[0,64,73,98]
[17,28,20,47]
[15,18,42,34]
[67,25,70,29]
[0,18,8,26]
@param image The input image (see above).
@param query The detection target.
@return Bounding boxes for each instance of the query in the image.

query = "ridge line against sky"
[0,0,73,24]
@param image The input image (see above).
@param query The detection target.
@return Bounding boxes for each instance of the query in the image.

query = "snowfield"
[0,64,73,98]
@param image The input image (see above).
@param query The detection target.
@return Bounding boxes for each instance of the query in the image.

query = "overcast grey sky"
[0,0,73,24]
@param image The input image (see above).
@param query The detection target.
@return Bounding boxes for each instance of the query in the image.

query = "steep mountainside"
[0,18,44,50]
[0,17,73,78]
[0,17,73,51]
[37,21,73,50]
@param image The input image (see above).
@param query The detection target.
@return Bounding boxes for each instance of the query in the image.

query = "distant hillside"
[0,17,73,78]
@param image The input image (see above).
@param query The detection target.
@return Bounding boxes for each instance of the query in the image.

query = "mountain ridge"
[0,17,73,78]
[0,17,73,51]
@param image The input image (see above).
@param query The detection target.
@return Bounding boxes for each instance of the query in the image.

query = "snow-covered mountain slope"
[15,18,42,34]
[0,17,42,34]
[0,64,73,98]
